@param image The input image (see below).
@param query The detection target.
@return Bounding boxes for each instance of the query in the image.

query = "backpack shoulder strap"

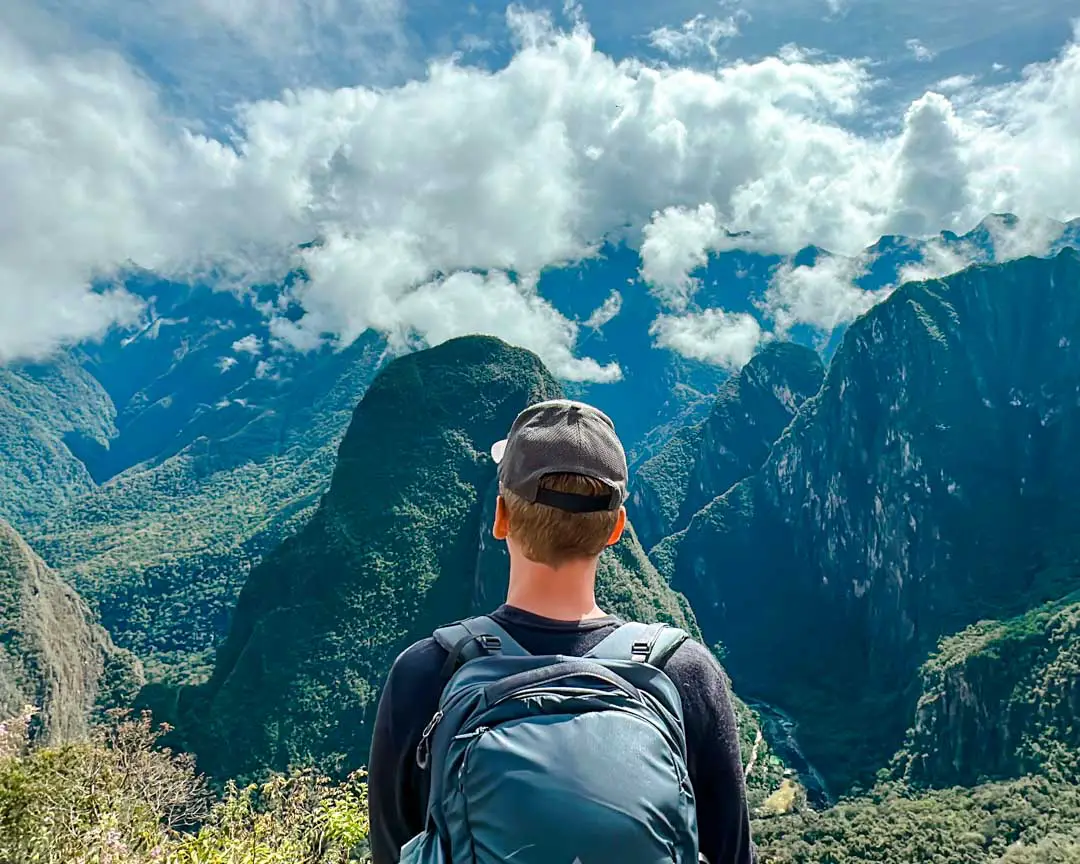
[584,621,689,668]
[433,615,530,679]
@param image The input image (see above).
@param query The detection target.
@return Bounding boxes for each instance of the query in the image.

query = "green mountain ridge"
[653,249,1080,793]
[895,591,1080,788]
[156,335,707,783]
[0,519,143,744]
[630,341,825,552]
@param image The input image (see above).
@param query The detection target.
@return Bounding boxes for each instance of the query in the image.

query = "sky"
[2,0,1078,378]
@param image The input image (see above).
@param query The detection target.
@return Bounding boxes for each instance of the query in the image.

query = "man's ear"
[605,507,627,547]
[493,495,510,540]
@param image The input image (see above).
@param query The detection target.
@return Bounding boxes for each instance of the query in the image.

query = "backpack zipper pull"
[415,710,444,769]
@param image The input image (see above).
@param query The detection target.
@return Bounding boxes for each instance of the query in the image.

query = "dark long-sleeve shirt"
[367,604,758,864]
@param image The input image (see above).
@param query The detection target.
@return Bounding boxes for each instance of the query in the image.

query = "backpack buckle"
[631,641,650,661]
[477,635,502,653]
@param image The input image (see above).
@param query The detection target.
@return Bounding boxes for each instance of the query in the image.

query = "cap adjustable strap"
[534,486,613,513]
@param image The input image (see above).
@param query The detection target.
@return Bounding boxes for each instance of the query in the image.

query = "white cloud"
[386,270,622,382]
[583,289,623,329]
[762,254,890,335]
[232,334,263,355]
[649,13,742,62]
[906,38,934,62]
[2,9,1080,375]
[898,239,981,284]
[885,92,973,237]
[935,74,979,93]
[639,204,726,309]
[650,308,767,371]
[982,213,1064,259]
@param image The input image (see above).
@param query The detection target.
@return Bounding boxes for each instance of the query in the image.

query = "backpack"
[399,615,701,864]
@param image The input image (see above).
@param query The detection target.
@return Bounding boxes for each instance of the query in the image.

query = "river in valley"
[745,699,834,809]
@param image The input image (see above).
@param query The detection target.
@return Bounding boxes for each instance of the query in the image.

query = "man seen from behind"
[368,398,758,864]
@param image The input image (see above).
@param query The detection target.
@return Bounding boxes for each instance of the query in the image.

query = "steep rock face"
[0,520,143,741]
[896,590,1080,787]
[168,336,699,781]
[656,250,1080,790]
[630,342,824,551]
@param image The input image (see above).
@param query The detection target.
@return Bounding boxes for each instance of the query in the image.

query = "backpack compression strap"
[433,615,531,680]
[584,621,689,667]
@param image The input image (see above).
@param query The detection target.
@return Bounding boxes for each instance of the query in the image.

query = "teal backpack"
[399,615,701,864]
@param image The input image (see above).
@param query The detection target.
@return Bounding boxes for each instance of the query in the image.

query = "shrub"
[0,706,370,864]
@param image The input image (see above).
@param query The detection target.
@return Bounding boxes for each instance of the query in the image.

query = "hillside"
[894,591,1080,788]
[32,330,387,682]
[653,249,1080,793]
[0,357,114,529]
[630,341,824,552]
[0,520,143,743]
[159,335,704,782]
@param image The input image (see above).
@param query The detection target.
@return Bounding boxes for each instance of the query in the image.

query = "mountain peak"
[168,336,697,780]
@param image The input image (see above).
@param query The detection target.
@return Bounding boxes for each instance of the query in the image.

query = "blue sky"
[2,0,1078,378]
[25,0,1078,131]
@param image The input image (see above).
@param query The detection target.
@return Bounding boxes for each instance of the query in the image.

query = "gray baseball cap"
[490,399,628,513]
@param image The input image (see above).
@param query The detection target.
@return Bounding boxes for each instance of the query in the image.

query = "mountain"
[0,519,143,743]
[158,335,703,782]
[0,274,391,682]
[31,329,387,682]
[630,342,824,552]
[4,215,1074,685]
[652,249,1080,793]
[0,357,113,529]
[895,591,1080,788]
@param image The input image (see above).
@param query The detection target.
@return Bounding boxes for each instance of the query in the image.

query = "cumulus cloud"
[649,13,742,61]
[650,309,766,371]
[639,204,726,309]
[2,8,1079,374]
[885,92,974,237]
[232,334,263,355]
[762,254,890,335]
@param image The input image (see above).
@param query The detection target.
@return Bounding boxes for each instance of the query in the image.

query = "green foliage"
[0,358,113,530]
[29,334,387,682]
[0,706,371,864]
[0,520,144,744]
[753,777,1080,864]
[894,591,1080,787]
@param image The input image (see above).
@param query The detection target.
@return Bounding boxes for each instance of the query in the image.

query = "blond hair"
[500,473,620,568]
